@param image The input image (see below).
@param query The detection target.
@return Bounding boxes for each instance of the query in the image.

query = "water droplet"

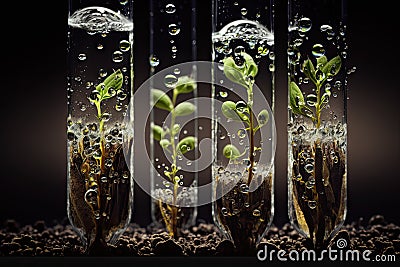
[269,64,275,72]
[218,167,224,174]
[99,69,107,77]
[306,94,317,106]
[78,53,86,61]
[112,51,123,63]
[165,3,176,14]
[316,69,325,81]
[164,74,178,89]
[173,68,180,75]
[241,8,247,16]
[235,101,247,113]
[168,24,180,35]
[101,112,111,122]
[119,40,130,52]
[234,2,239,6]
[239,183,249,193]
[80,104,87,111]
[115,103,122,111]
[308,200,317,209]
[149,54,160,67]
[244,202,250,208]
[304,164,314,173]
[312,44,325,58]
[234,55,245,68]
[219,91,228,98]
[298,17,312,33]
[219,134,226,140]
[122,171,129,179]
[94,210,100,219]
[237,129,246,138]
[242,159,251,167]
[269,51,275,60]
[294,38,303,46]
[101,176,108,183]
[186,160,192,166]
[171,45,177,53]
[252,209,261,216]
[119,0,128,5]
[258,111,269,125]
[221,207,228,216]
[84,189,98,205]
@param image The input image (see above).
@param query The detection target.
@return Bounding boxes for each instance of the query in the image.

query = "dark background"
[0,0,398,230]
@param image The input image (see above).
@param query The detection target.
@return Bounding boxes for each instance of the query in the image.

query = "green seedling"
[289,55,341,128]
[221,52,269,185]
[151,76,197,238]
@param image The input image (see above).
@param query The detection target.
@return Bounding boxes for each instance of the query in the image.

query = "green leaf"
[223,57,248,88]
[223,144,241,159]
[223,52,259,89]
[221,101,248,122]
[257,109,269,126]
[160,139,170,148]
[151,89,173,111]
[174,102,196,116]
[96,69,123,93]
[152,124,163,141]
[175,76,197,94]
[317,56,328,68]
[302,58,317,85]
[243,52,258,78]
[289,81,306,115]
[322,56,342,77]
[177,136,196,154]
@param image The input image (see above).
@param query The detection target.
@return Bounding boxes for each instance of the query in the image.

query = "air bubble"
[221,207,228,216]
[165,3,176,14]
[239,183,249,193]
[219,91,228,98]
[234,46,245,56]
[298,17,312,33]
[304,164,314,173]
[252,209,261,216]
[306,94,317,106]
[84,189,98,205]
[235,101,247,113]
[164,74,178,88]
[119,40,130,52]
[99,69,107,77]
[173,68,180,75]
[241,8,247,16]
[312,44,325,58]
[149,54,160,67]
[171,46,177,53]
[308,200,317,209]
[257,46,269,56]
[269,64,275,72]
[237,129,246,138]
[112,51,124,63]
[97,44,104,50]
[168,24,180,35]
[119,0,128,5]
[78,53,86,61]
[80,104,87,111]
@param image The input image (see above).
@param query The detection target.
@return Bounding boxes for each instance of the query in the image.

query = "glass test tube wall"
[67,0,134,253]
[149,0,198,238]
[287,0,348,249]
[211,0,276,254]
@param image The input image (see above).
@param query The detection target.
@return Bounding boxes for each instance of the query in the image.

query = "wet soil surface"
[0,215,399,260]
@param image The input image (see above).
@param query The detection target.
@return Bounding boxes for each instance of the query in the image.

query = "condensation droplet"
[221,207,228,216]
[308,200,317,209]
[219,91,228,98]
[112,51,124,63]
[164,74,178,88]
[168,24,180,35]
[78,53,86,61]
[119,40,130,52]
[298,17,312,33]
[237,129,246,138]
[149,55,160,67]
[252,209,261,217]
[99,69,107,77]
[165,3,176,14]
[312,44,325,58]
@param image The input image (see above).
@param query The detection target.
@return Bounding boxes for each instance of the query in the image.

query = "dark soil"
[0,215,399,260]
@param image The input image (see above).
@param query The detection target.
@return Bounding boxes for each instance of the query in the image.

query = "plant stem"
[316,83,322,128]
[247,83,255,186]
[169,89,179,237]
